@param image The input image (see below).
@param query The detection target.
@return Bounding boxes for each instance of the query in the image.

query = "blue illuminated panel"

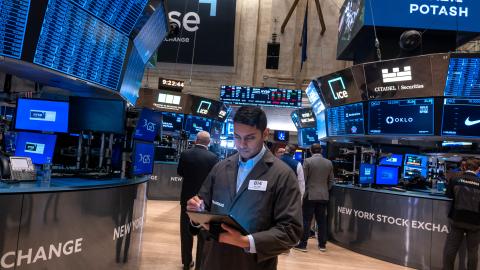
[220,85,302,108]
[326,103,365,136]
[134,2,168,63]
[34,0,129,90]
[444,57,480,97]
[71,0,148,35]
[0,0,31,59]
[119,48,145,104]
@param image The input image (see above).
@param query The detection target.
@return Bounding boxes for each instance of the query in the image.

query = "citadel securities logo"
[382,66,412,83]
[0,238,83,268]
[386,116,414,125]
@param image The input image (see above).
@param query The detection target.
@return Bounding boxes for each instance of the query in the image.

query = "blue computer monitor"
[294,150,303,163]
[132,141,155,176]
[376,166,399,186]
[403,166,428,180]
[15,132,57,164]
[15,98,69,133]
[379,154,403,167]
[134,108,162,142]
[359,163,376,185]
[404,154,428,168]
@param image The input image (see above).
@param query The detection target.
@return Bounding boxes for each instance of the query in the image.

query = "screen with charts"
[220,85,302,108]
[184,115,211,140]
[444,54,480,98]
[161,112,184,135]
[132,141,154,175]
[375,166,399,186]
[15,98,69,133]
[326,103,365,136]
[15,132,57,164]
[0,0,31,59]
[291,108,317,129]
[359,163,375,185]
[403,166,428,180]
[298,128,319,147]
[134,108,162,142]
[404,154,428,168]
[442,99,480,137]
[368,98,434,135]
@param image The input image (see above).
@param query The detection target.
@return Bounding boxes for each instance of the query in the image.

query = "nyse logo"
[29,110,56,122]
[169,0,217,33]
[143,119,156,132]
[386,116,414,125]
[138,154,151,165]
[25,142,45,155]
[382,66,412,83]
[327,77,349,100]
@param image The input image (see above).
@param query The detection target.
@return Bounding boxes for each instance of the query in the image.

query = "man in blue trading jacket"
[443,158,480,270]
[177,131,219,270]
[187,106,303,270]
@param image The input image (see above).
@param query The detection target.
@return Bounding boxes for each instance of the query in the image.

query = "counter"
[147,161,182,200]
[0,177,148,270]
[329,184,473,270]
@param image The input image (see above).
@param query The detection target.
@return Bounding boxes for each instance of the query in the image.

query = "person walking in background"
[177,131,219,270]
[294,143,334,252]
[443,158,480,270]
[279,144,305,198]
[275,147,285,158]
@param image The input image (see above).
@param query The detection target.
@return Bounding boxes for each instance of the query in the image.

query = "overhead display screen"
[326,102,365,136]
[444,55,480,98]
[298,127,319,147]
[337,0,364,58]
[364,56,435,100]
[220,85,302,108]
[291,108,316,129]
[161,112,184,136]
[0,0,31,59]
[368,98,434,135]
[133,2,167,63]
[184,115,211,139]
[305,81,326,117]
[34,0,129,90]
[317,67,363,107]
[442,98,480,137]
[71,0,148,36]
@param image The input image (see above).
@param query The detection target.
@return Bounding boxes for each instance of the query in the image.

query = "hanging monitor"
[274,130,289,142]
[298,128,319,147]
[444,54,480,98]
[220,85,302,108]
[442,98,480,137]
[184,115,211,140]
[15,98,69,133]
[161,112,184,136]
[317,67,364,107]
[326,102,365,136]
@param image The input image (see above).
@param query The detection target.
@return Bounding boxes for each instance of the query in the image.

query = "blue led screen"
[132,141,154,175]
[326,102,365,136]
[0,0,30,59]
[375,165,399,186]
[442,98,480,137]
[15,132,57,165]
[34,0,129,90]
[134,108,162,142]
[444,56,480,97]
[364,0,480,33]
[15,98,69,133]
[71,0,148,35]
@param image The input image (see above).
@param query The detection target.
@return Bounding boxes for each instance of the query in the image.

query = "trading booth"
[307,52,480,270]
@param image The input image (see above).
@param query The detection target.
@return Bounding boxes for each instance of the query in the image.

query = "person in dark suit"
[177,131,218,270]
[187,106,302,270]
[294,143,334,252]
[443,158,480,270]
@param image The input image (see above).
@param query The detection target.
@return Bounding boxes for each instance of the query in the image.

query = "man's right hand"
[187,195,204,211]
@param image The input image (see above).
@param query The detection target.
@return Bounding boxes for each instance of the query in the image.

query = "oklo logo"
[0,238,83,269]
[386,116,414,125]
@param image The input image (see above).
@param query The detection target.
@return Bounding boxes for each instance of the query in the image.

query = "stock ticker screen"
[444,56,480,98]
[220,85,302,108]
[368,98,434,135]
[326,103,365,136]
[442,98,480,137]
[0,0,30,59]
[71,0,148,35]
[33,0,129,90]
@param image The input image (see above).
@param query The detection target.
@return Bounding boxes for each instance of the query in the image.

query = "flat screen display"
[291,108,317,129]
[220,85,302,108]
[133,108,162,142]
[274,130,289,142]
[15,132,56,165]
[404,154,428,168]
[15,98,69,133]
[375,166,399,186]
[305,81,326,117]
[69,97,126,134]
[359,163,375,184]
[368,98,434,135]
[210,120,223,140]
[326,102,365,136]
[298,128,319,147]
[444,55,480,98]
[379,154,403,167]
[132,141,154,175]
[403,166,428,180]
[337,0,364,58]
[185,115,211,139]
[317,67,363,107]
[294,150,303,163]
[0,0,31,60]
[364,56,436,100]
[161,112,184,135]
[442,98,480,137]
[222,119,234,138]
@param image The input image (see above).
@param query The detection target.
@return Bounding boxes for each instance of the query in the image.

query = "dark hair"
[285,144,296,155]
[233,106,267,132]
[310,143,322,154]
[466,158,480,171]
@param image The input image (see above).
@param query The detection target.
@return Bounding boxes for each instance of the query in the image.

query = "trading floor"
[138,201,411,270]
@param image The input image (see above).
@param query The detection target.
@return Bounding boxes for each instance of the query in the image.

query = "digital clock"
[158,78,185,91]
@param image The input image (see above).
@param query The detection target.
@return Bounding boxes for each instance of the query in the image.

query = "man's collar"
[239,145,267,165]
[195,144,208,150]
[312,153,322,157]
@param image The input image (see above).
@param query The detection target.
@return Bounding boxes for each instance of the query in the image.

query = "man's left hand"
[218,224,250,249]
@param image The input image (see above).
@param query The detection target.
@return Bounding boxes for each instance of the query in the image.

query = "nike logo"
[465,117,480,126]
